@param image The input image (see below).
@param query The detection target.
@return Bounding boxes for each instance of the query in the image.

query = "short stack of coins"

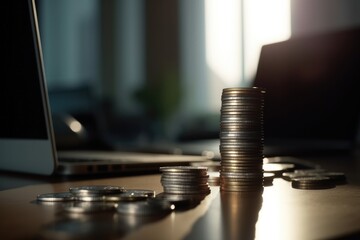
[160,166,211,195]
[220,87,265,192]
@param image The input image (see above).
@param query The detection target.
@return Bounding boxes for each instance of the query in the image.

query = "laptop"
[0,0,208,175]
[253,28,360,156]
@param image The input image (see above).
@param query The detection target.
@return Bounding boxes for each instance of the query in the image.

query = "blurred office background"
[35,0,360,150]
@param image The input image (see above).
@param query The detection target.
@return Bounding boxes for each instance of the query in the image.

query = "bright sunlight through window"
[205,0,291,86]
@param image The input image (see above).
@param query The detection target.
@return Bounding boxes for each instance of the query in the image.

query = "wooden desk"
[1,173,360,240]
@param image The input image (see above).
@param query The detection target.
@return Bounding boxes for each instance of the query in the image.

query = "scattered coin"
[75,191,153,202]
[69,185,125,196]
[37,192,76,202]
[291,176,336,190]
[283,170,347,186]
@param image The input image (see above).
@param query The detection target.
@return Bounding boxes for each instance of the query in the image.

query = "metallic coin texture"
[291,176,336,189]
[37,192,76,202]
[220,87,265,192]
[69,185,125,197]
[159,166,211,195]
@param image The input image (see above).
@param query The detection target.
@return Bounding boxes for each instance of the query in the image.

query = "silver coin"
[208,176,220,186]
[161,172,210,177]
[220,107,263,111]
[37,192,75,202]
[221,158,263,163]
[220,146,263,150]
[222,93,265,97]
[220,185,264,192]
[163,188,211,195]
[221,166,263,171]
[160,173,209,179]
[220,172,263,179]
[220,136,263,141]
[283,171,346,184]
[222,93,264,98]
[220,108,263,113]
[220,161,263,166]
[220,124,262,129]
[161,174,209,179]
[220,149,263,154]
[222,88,265,95]
[220,141,263,146]
[220,169,263,174]
[282,171,320,180]
[221,121,262,126]
[162,183,210,188]
[220,165,263,170]
[69,185,125,196]
[220,145,263,149]
[291,176,335,190]
[326,172,346,180]
[220,119,261,124]
[220,150,264,155]
[221,97,263,102]
[76,189,155,202]
[220,152,264,157]
[160,166,208,173]
[220,131,263,136]
[123,189,156,198]
[220,115,262,120]
[221,107,263,111]
[222,94,263,98]
[220,136,263,140]
[220,178,264,184]
[220,110,263,114]
[220,143,264,147]
[220,153,264,158]
[220,177,263,184]
[161,178,209,186]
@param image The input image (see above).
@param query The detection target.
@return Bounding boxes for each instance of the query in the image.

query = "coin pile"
[219,87,265,192]
[36,185,159,213]
[160,166,211,195]
[291,176,336,190]
[282,169,347,188]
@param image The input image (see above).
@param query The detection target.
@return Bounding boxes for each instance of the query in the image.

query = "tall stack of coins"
[220,87,265,192]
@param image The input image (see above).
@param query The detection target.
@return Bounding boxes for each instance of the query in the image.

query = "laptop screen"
[0,0,56,175]
[253,28,360,152]
[0,0,48,139]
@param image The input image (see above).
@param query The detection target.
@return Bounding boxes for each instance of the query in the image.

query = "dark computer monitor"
[254,28,360,155]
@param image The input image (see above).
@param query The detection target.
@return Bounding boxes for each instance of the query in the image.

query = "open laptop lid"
[253,28,360,155]
[0,0,57,174]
